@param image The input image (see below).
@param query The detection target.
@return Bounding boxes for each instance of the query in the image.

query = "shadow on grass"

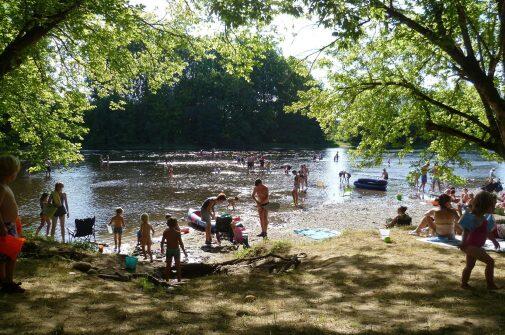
[2,239,505,334]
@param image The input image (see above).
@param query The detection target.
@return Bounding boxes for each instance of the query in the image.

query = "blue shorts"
[421,175,428,183]
[113,226,123,235]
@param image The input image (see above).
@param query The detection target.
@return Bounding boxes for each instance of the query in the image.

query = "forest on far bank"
[84,48,328,150]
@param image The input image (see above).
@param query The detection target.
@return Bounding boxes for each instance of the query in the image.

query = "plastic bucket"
[125,256,138,272]
[0,235,25,260]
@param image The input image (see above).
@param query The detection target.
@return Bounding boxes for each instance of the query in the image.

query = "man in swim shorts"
[252,179,269,238]
[420,162,430,193]
[201,193,227,245]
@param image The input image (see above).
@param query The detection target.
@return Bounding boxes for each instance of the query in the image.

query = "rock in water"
[244,295,256,303]
[72,262,92,273]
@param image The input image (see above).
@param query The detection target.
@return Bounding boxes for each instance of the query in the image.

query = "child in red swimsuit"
[459,191,500,290]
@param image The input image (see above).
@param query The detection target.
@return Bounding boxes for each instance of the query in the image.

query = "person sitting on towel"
[410,194,461,238]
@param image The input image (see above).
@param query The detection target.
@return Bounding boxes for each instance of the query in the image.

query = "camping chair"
[67,217,96,242]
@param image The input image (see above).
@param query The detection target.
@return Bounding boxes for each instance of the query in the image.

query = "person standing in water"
[292,170,301,207]
[252,179,269,238]
[200,193,227,245]
[431,162,442,193]
[334,151,339,162]
[420,162,430,193]
[50,182,69,242]
[381,168,389,180]
[44,159,51,178]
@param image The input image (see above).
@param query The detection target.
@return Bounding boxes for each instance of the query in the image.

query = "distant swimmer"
[246,156,255,171]
[339,170,345,184]
[259,155,265,169]
[420,161,430,193]
[345,171,351,185]
[283,164,292,175]
[292,170,301,207]
[334,151,339,162]
[382,168,389,180]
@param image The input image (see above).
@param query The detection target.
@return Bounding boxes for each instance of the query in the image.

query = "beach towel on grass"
[417,236,505,253]
[294,229,341,240]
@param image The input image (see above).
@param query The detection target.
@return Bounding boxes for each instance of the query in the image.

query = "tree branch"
[425,120,497,151]
[338,80,491,133]
[456,3,476,59]
[0,0,84,79]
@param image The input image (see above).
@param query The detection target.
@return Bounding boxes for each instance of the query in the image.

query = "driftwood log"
[97,253,307,287]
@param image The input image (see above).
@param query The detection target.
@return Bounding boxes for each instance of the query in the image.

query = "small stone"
[72,261,92,272]
[244,295,256,303]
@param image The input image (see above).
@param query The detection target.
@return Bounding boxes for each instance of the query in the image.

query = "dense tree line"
[84,49,327,149]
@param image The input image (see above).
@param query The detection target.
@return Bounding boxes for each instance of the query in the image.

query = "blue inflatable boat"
[354,178,388,191]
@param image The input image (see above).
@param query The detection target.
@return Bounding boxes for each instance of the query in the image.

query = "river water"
[12,149,505,242]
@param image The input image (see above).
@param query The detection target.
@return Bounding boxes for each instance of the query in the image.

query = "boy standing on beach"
[108,207,126,253]
[161,218,188,282]
[0,155,24,293]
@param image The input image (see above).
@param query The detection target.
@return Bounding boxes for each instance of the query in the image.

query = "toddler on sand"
[139,213,154,262]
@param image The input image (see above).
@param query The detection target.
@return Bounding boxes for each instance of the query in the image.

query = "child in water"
[227,196,239,211]
[108,207,126,253]
[459,191,500,290]
[35,193,51,236]
[139,213,155,262]
[386,206,412,228]
[161,217,188,282]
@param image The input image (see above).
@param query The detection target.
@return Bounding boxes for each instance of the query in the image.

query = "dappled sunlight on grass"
[1,230,505,334]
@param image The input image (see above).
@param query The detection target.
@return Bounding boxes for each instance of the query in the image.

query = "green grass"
[2,230,505,334]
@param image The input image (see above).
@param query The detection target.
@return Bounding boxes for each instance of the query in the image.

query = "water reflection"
[12,149,505,241]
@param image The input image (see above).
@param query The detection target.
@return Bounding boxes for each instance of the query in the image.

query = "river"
[12,149,505,243]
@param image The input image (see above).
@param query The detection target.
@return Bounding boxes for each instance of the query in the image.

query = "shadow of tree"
[2,233,505,334]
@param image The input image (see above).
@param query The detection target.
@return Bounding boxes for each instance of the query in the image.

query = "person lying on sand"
[161,217,187,282]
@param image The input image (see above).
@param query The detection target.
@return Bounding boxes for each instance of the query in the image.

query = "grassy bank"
[2,230,505,334]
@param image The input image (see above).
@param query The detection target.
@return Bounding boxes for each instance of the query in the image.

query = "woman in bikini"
[50,182,69,242]
[410,194,460,238]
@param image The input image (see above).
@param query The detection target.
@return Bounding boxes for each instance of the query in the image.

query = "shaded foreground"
[2,230,505,334]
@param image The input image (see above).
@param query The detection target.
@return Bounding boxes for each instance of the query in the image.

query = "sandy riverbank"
[96,189,441,263]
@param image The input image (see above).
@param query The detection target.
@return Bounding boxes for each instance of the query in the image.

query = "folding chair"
[67,217,96,242]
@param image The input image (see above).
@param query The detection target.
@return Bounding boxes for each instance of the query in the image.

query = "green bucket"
[125,256,138,272]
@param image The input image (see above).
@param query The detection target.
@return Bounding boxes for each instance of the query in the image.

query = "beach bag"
[43,204,58,218]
